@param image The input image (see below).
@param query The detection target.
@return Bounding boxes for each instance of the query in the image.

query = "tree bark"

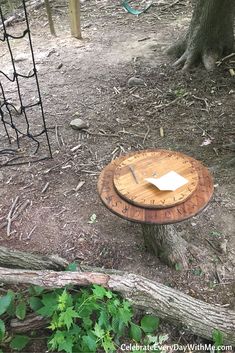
[141,224,191,269]
[10,313,49,333]
[168,0,235,70]
[0,266,234,346]
[0,246,68,270]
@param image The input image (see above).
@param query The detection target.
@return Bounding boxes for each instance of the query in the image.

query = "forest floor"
[0,0,234,350]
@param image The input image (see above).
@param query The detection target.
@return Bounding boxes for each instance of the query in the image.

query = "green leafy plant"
[173,87,187,97]
[212,329,223,353]
[88,214,97,224]
[0,283,163,353]
[10,335,30,351]
[191,267,203,276]
[175,263,182,271]
[209,231,222,238]
[0,290,30,351]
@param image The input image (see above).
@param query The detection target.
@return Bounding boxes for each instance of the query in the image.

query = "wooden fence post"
[68,0,82,39]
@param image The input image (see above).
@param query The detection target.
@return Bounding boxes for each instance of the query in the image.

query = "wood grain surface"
[97,149,214,225]
[113,150,199,209]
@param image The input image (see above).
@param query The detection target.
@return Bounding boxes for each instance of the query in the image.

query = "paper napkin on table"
[145,171,188,191]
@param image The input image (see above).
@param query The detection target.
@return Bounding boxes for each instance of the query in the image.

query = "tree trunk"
[0,266,234,346]
[168,0,235,70]
[0,246,68,270]
[141,224,191,269]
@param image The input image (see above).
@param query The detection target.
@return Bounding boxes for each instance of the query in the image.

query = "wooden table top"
[113,150,199,209]
[97,149,214,225]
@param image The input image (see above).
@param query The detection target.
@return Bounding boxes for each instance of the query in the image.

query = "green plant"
[0,282,164,353]
[0,290,30,351]
[173,88,186,97]
[175,263,183,271]
[191,267,203,276]
[88,214,97,224]
[212,329,223,353]
[209,231,222,238]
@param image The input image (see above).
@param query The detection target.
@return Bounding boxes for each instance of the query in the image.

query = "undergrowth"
[0,279,167,353]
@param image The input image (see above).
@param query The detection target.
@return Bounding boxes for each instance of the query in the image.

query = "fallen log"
[0,266,234,346]
[10,313,48,333]
[0,246,68,270]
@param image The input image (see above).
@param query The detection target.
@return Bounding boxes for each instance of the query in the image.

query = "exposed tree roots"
[167,0,235,71]
[168,40,234,71]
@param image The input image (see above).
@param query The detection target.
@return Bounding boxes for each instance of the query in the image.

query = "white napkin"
[145,171,188,191]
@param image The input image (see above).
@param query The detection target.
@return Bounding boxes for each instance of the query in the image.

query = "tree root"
[169,48,221,71]
[168,42,226,72]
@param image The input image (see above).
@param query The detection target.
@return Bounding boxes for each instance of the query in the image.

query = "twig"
[75,181,85,191]
[41,182,50,193]
[217,53,235,66]
[70,144,82,152]
[1,200,31,232]
[195,123,214,140]
[138,37,151,42]
[113,86,120,94]
[81,170,99,175]
[118,128,145,138]
[6,196,19,237]
[55,125,61,148]
[111,147,119,155]
[26,226,37,240]
[154,93,188,111]
[43,158,72,174]
[13,200,31,221]
[143,125,150,144]
[84,130,119,138]
[191,95,210,113]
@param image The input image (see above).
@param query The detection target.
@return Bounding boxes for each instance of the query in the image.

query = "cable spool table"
[97,149,214,269]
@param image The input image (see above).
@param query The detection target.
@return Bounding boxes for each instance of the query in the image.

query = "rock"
[127,77,146,88]
[70,118,89,130]
[56,63,63,70]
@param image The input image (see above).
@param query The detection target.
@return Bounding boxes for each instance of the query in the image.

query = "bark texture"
[10,313,49,333]
[168,0,235,70]
[0,266,234,346]
[141,224,193,269]
[0,246,68,270]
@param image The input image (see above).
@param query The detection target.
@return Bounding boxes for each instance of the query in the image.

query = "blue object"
[122,0,153,15]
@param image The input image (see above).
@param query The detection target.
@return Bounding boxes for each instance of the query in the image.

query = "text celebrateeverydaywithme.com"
[120,343,233,352]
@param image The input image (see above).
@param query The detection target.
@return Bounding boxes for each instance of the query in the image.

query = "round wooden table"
[97,149,214,269]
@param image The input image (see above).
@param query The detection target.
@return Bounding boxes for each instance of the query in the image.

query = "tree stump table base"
[98,149,214,269]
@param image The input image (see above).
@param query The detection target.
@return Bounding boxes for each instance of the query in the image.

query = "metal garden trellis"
[0,0,52,167]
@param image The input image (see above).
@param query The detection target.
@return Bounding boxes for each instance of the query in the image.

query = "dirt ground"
[0,0,235,347]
